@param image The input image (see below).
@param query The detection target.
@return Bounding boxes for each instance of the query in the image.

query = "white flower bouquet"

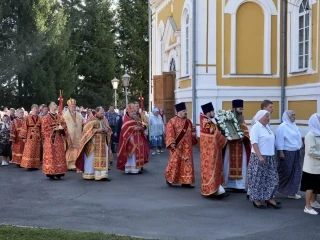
[215,110,244,140]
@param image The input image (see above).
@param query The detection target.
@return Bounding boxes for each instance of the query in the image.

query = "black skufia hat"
[201,102,214,114]
[232,99,244,108]
[175,102,186,112]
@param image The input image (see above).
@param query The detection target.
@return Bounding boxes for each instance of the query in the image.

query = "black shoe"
[110,161,113,165]
[105,178,111,182]
[55,175,61,180]
[166,180,172,187]
[265,200,282,209]
[246,194,250,200]
[48,176,55,181]
[276,200,282,205]
[253,202,266,209]
[181,184,195,188]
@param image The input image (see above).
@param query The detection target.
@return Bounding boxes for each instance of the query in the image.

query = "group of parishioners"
[164,100,320,215]
[0,99,150,181]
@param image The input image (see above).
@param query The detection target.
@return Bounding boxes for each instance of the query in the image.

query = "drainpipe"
[280,0,287,117]
[192,0,197,124]
[148,0,152,113]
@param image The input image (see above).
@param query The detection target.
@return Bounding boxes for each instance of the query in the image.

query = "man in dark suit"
[114,107,125,156]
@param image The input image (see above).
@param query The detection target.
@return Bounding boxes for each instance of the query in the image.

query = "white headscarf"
[282,110,299,133]
[308,113,320,137]
[152,107,159,114]
[254,110,269,122]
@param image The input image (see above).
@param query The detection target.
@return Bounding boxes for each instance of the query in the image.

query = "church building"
[149,0,320,136]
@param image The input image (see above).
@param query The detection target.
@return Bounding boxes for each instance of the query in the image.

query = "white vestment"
[83,137,109,180]
[125,135,141,174]
[223,143,247,190]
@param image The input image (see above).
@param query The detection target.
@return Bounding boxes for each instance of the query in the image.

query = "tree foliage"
[0,0,149,110]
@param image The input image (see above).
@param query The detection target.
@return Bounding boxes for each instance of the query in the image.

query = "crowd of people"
[0,98,320,216]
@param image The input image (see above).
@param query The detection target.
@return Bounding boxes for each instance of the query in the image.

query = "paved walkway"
[0,148,319,240]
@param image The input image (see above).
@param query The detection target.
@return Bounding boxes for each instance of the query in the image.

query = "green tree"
[116,0,149,109]
[0,0,75,108]
[70,0,116,109]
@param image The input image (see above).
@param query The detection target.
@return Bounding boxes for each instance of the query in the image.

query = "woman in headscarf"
[300,113,320,215]
[247,110,280,209]
[148,108,165,155]
[276,110,303,199]
[0,114,11,166]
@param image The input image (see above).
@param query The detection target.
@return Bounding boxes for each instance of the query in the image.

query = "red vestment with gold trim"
[19,115,41,169]
[225,123,251,180]
[41,113,69,175]
[200,114,227,195]
[10,118,25,165]
[165,116,197,185]
[116,114,149,171]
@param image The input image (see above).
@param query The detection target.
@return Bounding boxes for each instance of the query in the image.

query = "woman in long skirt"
[276,110,302,199]
[247,110,280,209]
[300,113,320,215]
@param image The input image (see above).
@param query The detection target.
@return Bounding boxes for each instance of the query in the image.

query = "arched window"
[298,0,311,69]
[169,58,176,72]
[185,14,190,75]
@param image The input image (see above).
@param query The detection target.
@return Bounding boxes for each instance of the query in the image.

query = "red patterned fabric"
[41,113,68,175]
[19,115,41,169]
[200,114,227,196]
[165,116,197,184]
[116,114,149,171]
[10,118,25,165]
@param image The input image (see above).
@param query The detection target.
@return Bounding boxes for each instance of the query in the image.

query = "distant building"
[149,0,320,136]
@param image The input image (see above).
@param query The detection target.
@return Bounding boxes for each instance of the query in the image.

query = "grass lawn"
[0,225,155,240]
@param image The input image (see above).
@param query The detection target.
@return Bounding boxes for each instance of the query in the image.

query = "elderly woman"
[300,113,320,215]
[276,110,303,199]
[148,108,165,155]
[0,115,11,166]
[247,110,280,209]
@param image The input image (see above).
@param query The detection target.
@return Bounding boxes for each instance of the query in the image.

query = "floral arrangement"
[215,110,244,140]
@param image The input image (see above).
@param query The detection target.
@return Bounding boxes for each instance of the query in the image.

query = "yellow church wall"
[222,101,280,120]
[218,1,281,86]
[271,15,278,75]
[179,79,191,88]
[157,0,185,30]
[288,100,317,120]
[287,74,319,86]
[236,3,264,74]
[185,102,192,117]
[224,14,231,75]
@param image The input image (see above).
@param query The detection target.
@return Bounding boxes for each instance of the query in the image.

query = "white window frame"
[290,0,312,72]
[181,9,191,77]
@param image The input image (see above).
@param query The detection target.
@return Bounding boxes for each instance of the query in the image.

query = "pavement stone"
[0,147,319,240]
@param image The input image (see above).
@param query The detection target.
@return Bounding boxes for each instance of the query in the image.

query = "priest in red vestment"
[117,103,149,174]
[20,104,41,171]
[41,102,69,180]
[200,102,228,197]
[9,108,25,166]
[165,102,197,188]
[223,99,251,191]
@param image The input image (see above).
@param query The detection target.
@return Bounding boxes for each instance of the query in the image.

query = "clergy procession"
[1,97,320,216]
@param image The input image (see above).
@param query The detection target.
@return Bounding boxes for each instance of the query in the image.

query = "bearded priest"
[223,99,251,191]
[200,102,228,197]
[117,103,149,174]
[76,107,112,181]
[165,102,197,188]
[63,98,83,171]
[41,102,69,180]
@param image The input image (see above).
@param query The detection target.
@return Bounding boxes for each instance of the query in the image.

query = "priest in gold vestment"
[165,102,197,188]
[223,99,251,191]
[200,102,228,197]
[63,98,83,170]
[76,107,112,181]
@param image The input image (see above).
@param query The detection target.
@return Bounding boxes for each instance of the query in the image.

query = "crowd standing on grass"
[1,98,320,215]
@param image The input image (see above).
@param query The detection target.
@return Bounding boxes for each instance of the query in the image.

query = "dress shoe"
[265,200,282,209]
[181,184,195,188]
[253,202,266,209]
[166,180,172,187]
